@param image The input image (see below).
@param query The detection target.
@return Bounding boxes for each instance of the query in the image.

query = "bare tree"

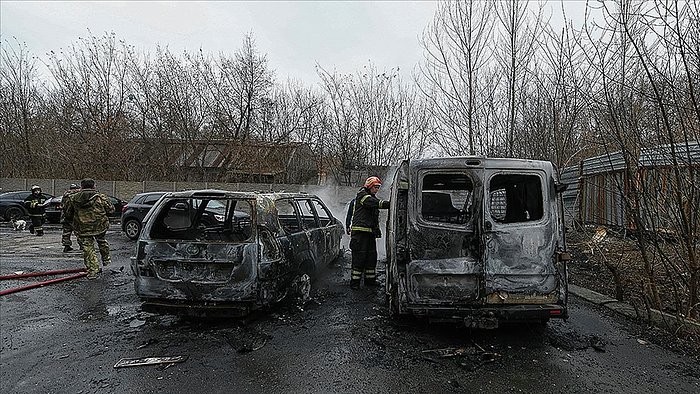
[46,31,131,178]
[418,0,495,155]
[494,0,544,157]
[0,38,44,176]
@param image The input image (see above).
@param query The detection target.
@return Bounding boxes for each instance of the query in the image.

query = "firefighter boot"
[364,268,378,286]
[350,268,362,289]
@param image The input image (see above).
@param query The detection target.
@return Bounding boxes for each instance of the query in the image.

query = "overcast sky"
[1,1,590,86]
[1,1,442,85]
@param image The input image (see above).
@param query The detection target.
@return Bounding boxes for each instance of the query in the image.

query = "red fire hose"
[0,267,86,280]
[0,268,88,296]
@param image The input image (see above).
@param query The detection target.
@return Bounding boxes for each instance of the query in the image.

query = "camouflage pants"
[61,222,74,247]
[77,232,111,275]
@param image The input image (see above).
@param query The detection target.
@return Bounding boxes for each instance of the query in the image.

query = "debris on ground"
[113,355,188,368]
[129,319,146,328]
[421,347,469,358]
[136,338,160,350]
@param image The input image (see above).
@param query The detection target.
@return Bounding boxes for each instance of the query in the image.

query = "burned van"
[131,189,344,316]
[385,158,569,327]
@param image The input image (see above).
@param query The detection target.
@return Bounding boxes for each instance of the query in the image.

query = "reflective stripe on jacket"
[350,189,389,234]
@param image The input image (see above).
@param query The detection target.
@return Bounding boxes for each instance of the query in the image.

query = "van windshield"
[149,197,254,242]
[420,173,473,225]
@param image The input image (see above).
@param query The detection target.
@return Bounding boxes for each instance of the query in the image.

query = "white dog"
[11,219,27,231]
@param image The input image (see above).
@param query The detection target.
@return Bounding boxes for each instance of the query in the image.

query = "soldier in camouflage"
[61,183,81,252]
[64,178,115,279]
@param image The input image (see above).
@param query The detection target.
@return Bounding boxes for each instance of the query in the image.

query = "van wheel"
[387,283,399,317]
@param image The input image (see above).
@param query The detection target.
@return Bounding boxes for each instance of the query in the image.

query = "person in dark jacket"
[24,185,48,236]
[348,176,390,288]
[64,178,115,279]
[345,198,355,235]
[61,183,81,252]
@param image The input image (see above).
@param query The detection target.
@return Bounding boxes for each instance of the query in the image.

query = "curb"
[569,284,700,336]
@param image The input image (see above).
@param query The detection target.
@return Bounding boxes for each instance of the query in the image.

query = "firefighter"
[349,176,390,288]
[24,185,48,236]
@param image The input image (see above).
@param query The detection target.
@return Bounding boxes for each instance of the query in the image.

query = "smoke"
[298,165,400,262]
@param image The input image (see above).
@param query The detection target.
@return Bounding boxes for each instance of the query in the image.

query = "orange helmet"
[363,176,382,189]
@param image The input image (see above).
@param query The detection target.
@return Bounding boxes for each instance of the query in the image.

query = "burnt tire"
[386,283,399,318]
[4,207,24,221]
[124,219,141,240]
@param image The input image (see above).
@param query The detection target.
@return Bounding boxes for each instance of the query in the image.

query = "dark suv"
[121,192,166,240]
[0,191,54,221]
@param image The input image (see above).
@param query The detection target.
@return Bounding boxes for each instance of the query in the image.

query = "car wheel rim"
[126,221,140,238]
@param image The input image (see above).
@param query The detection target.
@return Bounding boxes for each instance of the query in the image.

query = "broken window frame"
[487,172,546,225]
[276,198,303,234]
[417,170,475,229]
[149,197,255,242]
[297,198,320,229]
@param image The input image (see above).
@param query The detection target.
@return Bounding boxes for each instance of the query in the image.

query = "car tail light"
[549,309,562,315]
[122,205,129,213]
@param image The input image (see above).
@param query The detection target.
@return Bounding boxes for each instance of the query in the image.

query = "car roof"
[160,189,319,201]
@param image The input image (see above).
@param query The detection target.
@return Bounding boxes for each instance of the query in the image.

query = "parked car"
[121,192,166,240]
[385,157,570,328]
[0,191,54,221]
[131,189,344,316]
[45,195,127,224]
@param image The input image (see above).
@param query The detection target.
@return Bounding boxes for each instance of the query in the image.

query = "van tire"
[386,283,399,317]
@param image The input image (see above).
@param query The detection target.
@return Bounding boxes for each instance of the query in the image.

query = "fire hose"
[0,268,87,296]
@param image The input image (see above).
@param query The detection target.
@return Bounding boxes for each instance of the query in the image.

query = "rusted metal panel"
[577,141,700,231]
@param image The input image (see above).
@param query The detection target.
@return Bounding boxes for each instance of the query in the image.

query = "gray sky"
[1,1,439,85]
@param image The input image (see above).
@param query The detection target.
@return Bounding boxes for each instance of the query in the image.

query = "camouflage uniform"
[64,183,115,278]
[61,185,80,251]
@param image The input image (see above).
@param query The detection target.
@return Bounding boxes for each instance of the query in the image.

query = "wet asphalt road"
[1,223,698,394]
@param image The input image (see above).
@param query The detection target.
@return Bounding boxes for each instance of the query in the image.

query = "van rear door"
[481,167,560,304]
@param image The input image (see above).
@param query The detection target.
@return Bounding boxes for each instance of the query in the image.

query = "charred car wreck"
[385,157,569,328]
[131,190,344,316]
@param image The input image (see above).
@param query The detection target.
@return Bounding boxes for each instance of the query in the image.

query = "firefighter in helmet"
[24,185,48,236]
[348,176,390,288]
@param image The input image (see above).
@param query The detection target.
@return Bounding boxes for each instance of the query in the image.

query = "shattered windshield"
[149,197,254,242]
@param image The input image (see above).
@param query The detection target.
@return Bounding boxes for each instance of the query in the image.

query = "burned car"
[131,189,344,315]
[385,157,569,328]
